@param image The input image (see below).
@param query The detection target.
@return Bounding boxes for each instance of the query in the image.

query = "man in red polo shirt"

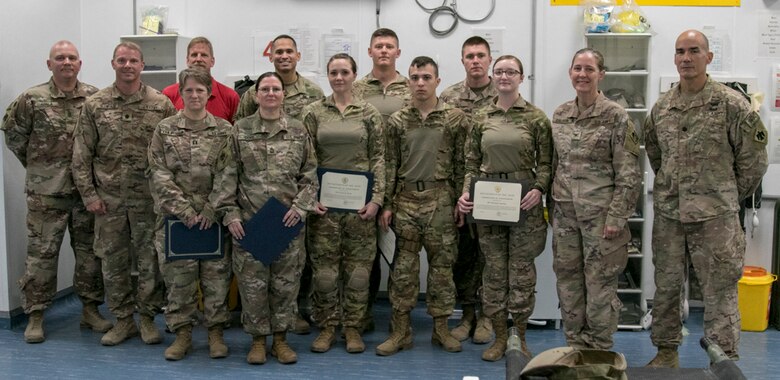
[163,36,239,123]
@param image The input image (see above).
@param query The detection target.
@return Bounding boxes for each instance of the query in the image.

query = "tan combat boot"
[208,325,229,358]
[164,325,193,361]
[375,312,413,356]
[246,335,267,365]
[271,331,298,364]
[139,314,162,344]
[511,313,532,358]
[473,315,493,344]
[646,346,680,368]
[292,315,311,335]
[80,303,113,333]
[450,304,476,342]
[310,325,336,353]
[343,327,366,353]
[482,312,508,362]
[101,316,139,346]
[24,310,45,343]
[432,316,462,352]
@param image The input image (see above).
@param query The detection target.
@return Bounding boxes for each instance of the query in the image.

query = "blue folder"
[238,196,304,266]
[164,217,224,261]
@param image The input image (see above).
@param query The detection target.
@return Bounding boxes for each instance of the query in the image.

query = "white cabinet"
[119,35,191,91]
[586,33,651,143]
[586,33,652,330]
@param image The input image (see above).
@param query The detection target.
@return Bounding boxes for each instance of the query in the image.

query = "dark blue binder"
[238,197,304,266]
[164,217,224,261]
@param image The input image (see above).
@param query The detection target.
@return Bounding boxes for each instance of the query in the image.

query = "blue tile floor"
[0,295,776,379]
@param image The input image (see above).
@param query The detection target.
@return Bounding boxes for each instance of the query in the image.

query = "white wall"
[0,0,83,315]
[0,0,133,316]
[133,0,534,99]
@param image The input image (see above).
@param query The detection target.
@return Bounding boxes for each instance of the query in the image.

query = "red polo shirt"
[163,79,240,124]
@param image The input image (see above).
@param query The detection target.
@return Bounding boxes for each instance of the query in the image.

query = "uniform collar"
[47,77,90,99]
[457,79,497,101]
[410,97,447,117]
[363,71,407,85]
[256,115,289,137]
[110,82,148,103]
[668,75,715,111]
[565,91,608,120]
[284,72,307,96]
[173,111,219,130]
[322,95,358,111]
[486,93,527,114]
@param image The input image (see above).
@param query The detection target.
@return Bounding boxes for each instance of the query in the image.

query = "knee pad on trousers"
[314,268,338,293]
[347,267,369,291]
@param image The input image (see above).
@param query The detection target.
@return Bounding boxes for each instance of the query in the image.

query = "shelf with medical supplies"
[119,34,191,92]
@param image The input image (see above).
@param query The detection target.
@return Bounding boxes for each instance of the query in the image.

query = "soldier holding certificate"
[302,54,385,354]
[457,55,553,362]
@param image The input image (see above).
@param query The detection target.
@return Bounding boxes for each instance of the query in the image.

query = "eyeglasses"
[493,69,521,78]
[258,87,283,94]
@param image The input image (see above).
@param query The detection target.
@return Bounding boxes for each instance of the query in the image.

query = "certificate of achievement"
[469,178,529,226]
[317,168,374,212]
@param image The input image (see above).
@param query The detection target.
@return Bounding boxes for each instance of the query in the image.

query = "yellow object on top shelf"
[551,0,739,5]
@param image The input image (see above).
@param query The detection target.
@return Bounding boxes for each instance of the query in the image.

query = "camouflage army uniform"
[352,72,410,327]
[386,100,466,317]
[551,92,641,349]
[72,83,176,320]
[234,73,324,121]
[302,97,385,328]
[147,112,232,332]
[462,95,552,323]
[352,72,411,123]
[645,77,768,358]
[211,114,318,336]
[440,80,498,310]
[1,78,103,314]
[235,73,323,323]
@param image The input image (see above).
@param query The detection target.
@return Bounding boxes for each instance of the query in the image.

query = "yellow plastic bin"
[738,266,777,332]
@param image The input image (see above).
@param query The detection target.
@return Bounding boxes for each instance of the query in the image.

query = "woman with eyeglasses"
[550,48,641,350]
[211,71,320,365]
[456,55,552,362]
[301,53,385,354]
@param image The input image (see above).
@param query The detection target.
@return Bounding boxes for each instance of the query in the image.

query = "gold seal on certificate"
[469,178,529,225]
[317,168,374,212]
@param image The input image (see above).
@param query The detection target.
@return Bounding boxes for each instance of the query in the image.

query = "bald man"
[644,29,768,367]
[2,40,111,343]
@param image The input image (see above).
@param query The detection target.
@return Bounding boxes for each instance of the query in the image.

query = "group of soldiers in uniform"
[1,25,767,369]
